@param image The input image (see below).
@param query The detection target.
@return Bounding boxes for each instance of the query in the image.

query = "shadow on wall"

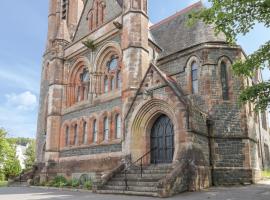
[158,143,210,197]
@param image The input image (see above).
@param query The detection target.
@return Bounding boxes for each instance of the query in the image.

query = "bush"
[71,178,80,188]
[51,175,67,187]
[83,180,92,190]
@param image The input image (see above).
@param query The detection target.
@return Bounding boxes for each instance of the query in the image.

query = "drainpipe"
[207,119,215,186]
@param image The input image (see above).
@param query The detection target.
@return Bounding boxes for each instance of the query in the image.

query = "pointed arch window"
[82,121,88,145]
[103,117,109,141]
[65,126,69,146]
[221,61,229,100]
[191,61,198,94]
[87,0,106,31]
[93,119,98,143]
[115,114,121,139]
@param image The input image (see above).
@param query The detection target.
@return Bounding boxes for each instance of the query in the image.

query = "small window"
[221,61,229,100]
[65,126,69,146]
[103,117,109,141]
[74,124,78,145]
[116,72,121,89]
[93,120,98,143]
[83,122,88,145]
[104,76,109,93]
[110,76,115,90]
[115,114,121,139]
[191,62,198,94]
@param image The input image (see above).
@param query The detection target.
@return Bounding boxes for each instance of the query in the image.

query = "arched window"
[103,117,109,141]
[80,68,90,101]
[115,114,121,139]
[191,61,198,94]
[220,61,229,100]
[107,56,118,71]
[104,76,109,93]
[82,121,88,145]
[87,0,106,31]
[74,124,78,145]
[65,126,69,146]
[93,119,98,143]
[116,71,121,89]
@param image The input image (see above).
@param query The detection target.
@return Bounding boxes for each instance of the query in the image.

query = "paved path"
[0,180,270,200]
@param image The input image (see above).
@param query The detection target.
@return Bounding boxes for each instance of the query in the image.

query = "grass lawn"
[262,170,270,179]
[0,181,8,187]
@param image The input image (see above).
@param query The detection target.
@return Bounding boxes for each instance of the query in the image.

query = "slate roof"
[150,2,227,58]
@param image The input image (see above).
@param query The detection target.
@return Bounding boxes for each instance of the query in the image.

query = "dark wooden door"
[150,115,174,164]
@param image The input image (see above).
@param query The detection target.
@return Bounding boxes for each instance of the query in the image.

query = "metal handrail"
[123,147,157,190]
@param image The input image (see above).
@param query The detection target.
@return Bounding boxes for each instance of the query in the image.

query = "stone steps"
[96,189,159,197]
[8,181,28,187]
[97,164,173,196]
[107,180,158,187]
[103,185,158,193]
[116,173,167,179]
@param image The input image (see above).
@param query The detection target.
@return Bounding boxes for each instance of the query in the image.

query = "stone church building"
[36,0,270,197]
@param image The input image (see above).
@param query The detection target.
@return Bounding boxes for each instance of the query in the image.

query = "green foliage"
[71,178,80,188]
[3,142,21,179]
[51,175,67,187]
[24,140,36,170]
[190,0,270,111]
[262,170,270,178]
[0,128,21,180]
[83,180,92,190]
[7,137,33,146]
[82,39,96,51]
[0,181,8,187]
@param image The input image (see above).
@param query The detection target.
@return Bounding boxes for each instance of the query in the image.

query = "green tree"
[190,0,270,111]
[0,129,22,180]
[24,140,36,170]
[3,141,21,179]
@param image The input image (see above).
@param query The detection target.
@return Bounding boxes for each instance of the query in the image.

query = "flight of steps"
[97,164,173,197]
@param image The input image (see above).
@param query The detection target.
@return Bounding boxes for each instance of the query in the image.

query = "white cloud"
[5,91,37,111]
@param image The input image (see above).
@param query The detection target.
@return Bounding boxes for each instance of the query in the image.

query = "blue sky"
[0,0,269,138]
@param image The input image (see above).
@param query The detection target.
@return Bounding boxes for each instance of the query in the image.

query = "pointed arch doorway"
[150,114,174,164]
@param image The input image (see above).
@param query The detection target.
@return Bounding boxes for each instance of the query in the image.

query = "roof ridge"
[150,1,203,30]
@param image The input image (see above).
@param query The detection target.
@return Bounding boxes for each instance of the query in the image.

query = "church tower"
[36,0,83,165]
[121,0,150,118]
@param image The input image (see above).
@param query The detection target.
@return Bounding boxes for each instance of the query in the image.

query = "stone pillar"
[121,0,150,154]
[45,56,64,163]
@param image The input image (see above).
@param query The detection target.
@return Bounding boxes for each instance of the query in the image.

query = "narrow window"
[191,61,198,94]
[104,117,109,141]
[104,76,109,93]
[221,61,229,100]
[83,122,88,144]
[62,0,69,20]
[110,76,115,90]
[74,124,78,145]
[115,114,121,139]
[65,126,69,146]
[117,72,121,89]
[93,120,98,143]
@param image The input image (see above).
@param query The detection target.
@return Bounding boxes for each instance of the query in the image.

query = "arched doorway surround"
[128,98,187,165]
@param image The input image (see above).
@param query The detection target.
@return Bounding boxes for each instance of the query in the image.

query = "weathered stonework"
[35,0,270,197]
